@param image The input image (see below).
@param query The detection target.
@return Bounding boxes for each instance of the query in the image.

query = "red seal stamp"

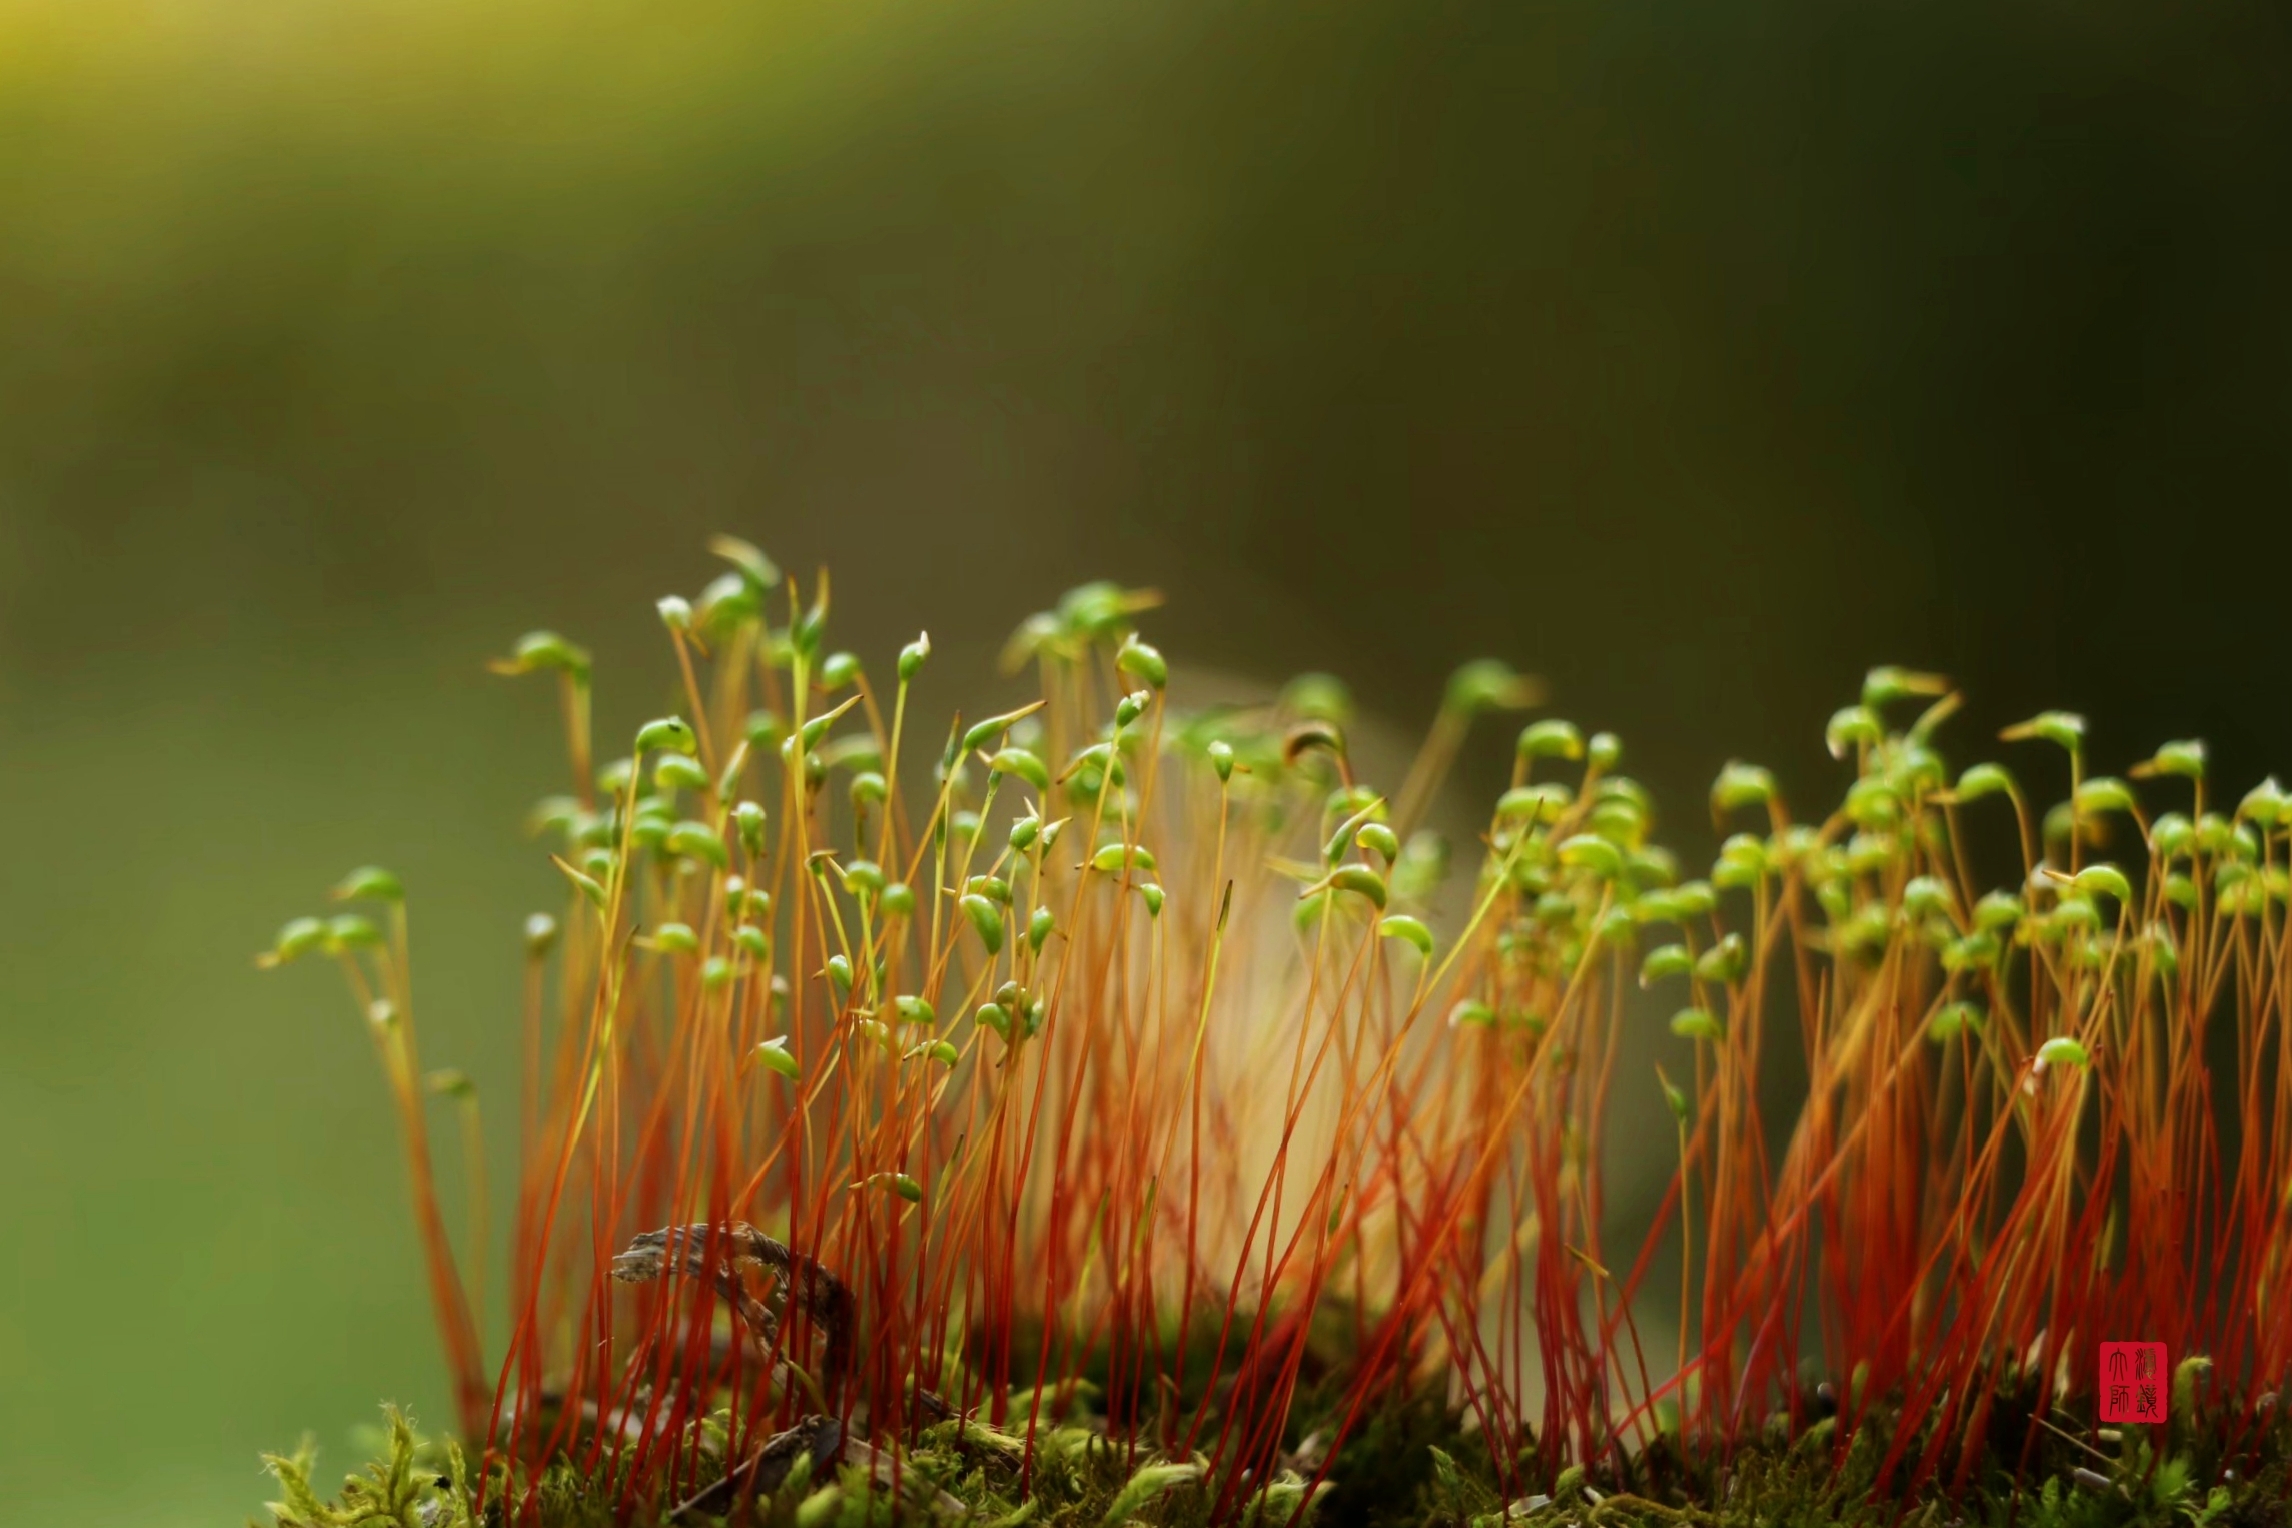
[2099,1342,2166,1423]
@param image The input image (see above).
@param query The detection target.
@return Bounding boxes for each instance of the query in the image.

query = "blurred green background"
[2,0,2288,1520]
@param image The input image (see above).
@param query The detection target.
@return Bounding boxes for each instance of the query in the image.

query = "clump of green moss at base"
[263,1386,2292,1528]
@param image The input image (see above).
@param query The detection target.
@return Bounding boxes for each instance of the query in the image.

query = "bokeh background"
[2,0,2288,1521]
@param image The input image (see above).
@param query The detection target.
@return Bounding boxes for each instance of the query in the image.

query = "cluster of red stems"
[264,539,2292,1522]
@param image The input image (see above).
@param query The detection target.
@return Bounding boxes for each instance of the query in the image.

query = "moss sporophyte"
[258,538,2292,1527]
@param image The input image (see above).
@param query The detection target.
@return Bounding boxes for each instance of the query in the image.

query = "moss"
[266,1395,2292,1528]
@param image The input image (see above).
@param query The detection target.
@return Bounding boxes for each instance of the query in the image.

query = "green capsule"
[961,702,1048,756]
[1710,761,1777,817]
[2036,1036,2089,1070]
[666,821,728,868]
[332,865,404,903]
[651,922,699,955]
[1008,816,1041,853]
[752,1037,800,1079]
[2163,872,2197,910]
[1207,740,1235,782]
[733,925,770,960]
[2072,863,2134,905]
[1557,834,1624,880]
[2145,922,2180,980]
[1280,673,1353,723]
[1973,890,2022,930]
[1670,1008,1724,1044]
[708,534,781,591]
[730,801,767,857]
[700,955,733,989]
[864,1172,924,1204]
[744,710,785,753]
[988,747,1051,792]
[1941,931,2000,972]
[2075,777,2137,816]
[1116,636,1168,689]
[743,888,773,921]
[1901,876,1953,921]
[1861,666,1948,710]
[596,757,636,797]
[1845,777,1901,830]
[1672,880,1718,918]
[1587,732,1623,770]
[2000,711,2086,753]
[1824,706,1882,759]
[1516,719,1585,761]
[1293,890,1331,933]
[1711,834,1767,890]
[1635,890,1682,925]
[1355,821,1401,865]
[1309,864,1387,909]
[656,594,693,633]
[1448,999,1496,1028]
[894,995,938,1027]
[654,755,710,793]
[1927,1001,1983,1044]
[1952,762,2015,803]
[841,860,885,898]
[950,810,981,844]
[1633,845,1683,887]
[2194,812,2236,854]
[1443,658,1540,716]
[818,651,862,691]
[1844,832,1898,877]
[1640,943,1693,987]
[825,953,853,997]
[1091,843,1158,874]
[975,1003,1011,1039]
[1113,690,1150,729]
[788,696,862,754]
[714,743,751,801]
[962,894,1004,955]
[897,632,931,683]
[1890,740,1948,794]
[526,796,582,841]
[555,858,608,909]
[965,874,1012,905]
[2150,812,2193,860]
[327,914,384,950]
[1497,783,1571,824]
[1138,883,1165,917]
[790,580,828,660]
[1029,905,1055,950]
[523,912,560,955]
[492,629,592,681]
[2241,776,2288,827]
[1694,933,1748,985]
[2135,739,2207,780]
[2046,896,2102,935]
[695,571,760,635]
[636,717,698,756]
[1378,914,1433,957]
[1657,1068,1691,1124]
[880,882,916,920]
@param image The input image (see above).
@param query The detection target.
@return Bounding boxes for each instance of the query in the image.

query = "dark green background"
[2,1,2285,1520]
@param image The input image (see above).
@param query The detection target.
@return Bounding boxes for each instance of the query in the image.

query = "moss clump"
[267,1390,2292,1528]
